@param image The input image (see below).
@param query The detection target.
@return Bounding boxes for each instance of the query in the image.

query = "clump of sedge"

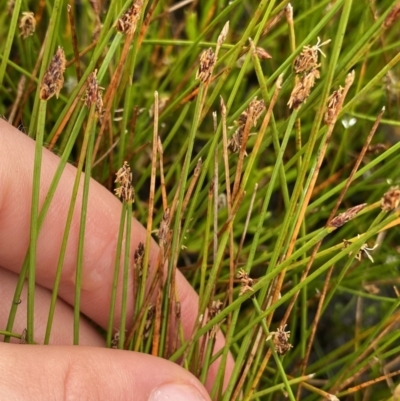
[381,186,400,211]
[19,11,36,38]
[114,161,135,203]
[40,46,66,101]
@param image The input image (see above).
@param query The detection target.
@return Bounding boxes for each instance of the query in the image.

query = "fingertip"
[0,343,211,401]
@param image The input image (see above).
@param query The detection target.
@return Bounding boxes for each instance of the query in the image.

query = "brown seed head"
[20,328,27,344]
[294,37,330,74]
[237,268,254,296]
[116,0,142,34]
[217,21,229,47]
[329,203,367,228]
[209,300,223,320]
[254,47,272,60]
[196,48,216,84]
[324,86,344,125]
[228,126,244,154]
[40,47,66,101]
[381,186,400,211]
[384,4,400,28]
[268,325,293,355]
[19,11,36,38]
[84,70,103,116]
[134,242,145,276]
[288,68,320,109]
[367,143,388,155]
[158,208,171,246]
[114,161,135,203]
[237,97,266,127]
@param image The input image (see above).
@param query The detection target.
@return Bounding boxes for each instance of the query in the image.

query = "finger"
[0,268,104,346]
[0,343,211,401]
[0,119,233,387]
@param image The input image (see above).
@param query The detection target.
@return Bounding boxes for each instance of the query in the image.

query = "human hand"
[0,119,233,400]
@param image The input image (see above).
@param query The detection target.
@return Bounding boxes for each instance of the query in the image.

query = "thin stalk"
[27,99,47,343]
[119,203,133,348]
[106,203,127,347]
[73,105,97,344]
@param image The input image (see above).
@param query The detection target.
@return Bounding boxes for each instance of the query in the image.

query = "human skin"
[0,118,233,400]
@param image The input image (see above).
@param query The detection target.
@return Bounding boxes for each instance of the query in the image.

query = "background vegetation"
[1,0,400,399]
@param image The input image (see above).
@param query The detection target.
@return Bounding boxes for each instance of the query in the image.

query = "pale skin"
[0,119,233,400]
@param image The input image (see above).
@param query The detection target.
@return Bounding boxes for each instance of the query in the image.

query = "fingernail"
[148,383,208,401]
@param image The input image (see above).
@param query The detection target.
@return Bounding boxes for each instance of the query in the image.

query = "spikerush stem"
[5,107,87,343]
[119,202,133,349]
[44,108,89,344]
[251,298,296,401]
[106,202,127,348]
[0,0,22,87]
[27,99,47,343]
[73,104,97,345]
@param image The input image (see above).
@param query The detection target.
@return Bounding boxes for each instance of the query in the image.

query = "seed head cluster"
[158,207,171,246]
[237,268,254,296]
[267,325,293,355]
[116,0,142,34]
[40,46,66,101]
[228,97,265,154]
[19,11,36,39]
[381,186,400,211]
[84,70,103,116]
[196,48,216,84]
[288,37,330,109]
[114,161,135,203]
[329,203,367,228]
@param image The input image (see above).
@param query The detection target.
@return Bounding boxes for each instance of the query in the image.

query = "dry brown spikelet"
[293,37,330,75]
[254,47,272,60]
[267,325,293,355]
[114,161,135,203]
[329,203,367,228]
[237,97,266,127]
[288,68,320,109]
[384,4,400,28]
[196,48,216,84]
[19,11,36,38]
[228,126,244,154]
[158,208,171,246]
[367,143,388,155]
[324,86,344,125]
[116,0,142,34]
[134,242,145,276]
[237,268,254,296]
[381,186,400,211]
[84,70,103,117]
[40,47,66,101]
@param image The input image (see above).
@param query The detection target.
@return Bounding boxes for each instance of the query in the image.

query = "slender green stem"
[106,202,127,347]
[119,203,133,348]
[27,100,47,344]
[73,105,97,344]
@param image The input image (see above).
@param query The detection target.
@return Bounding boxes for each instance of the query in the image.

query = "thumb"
[0,343,210,401]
